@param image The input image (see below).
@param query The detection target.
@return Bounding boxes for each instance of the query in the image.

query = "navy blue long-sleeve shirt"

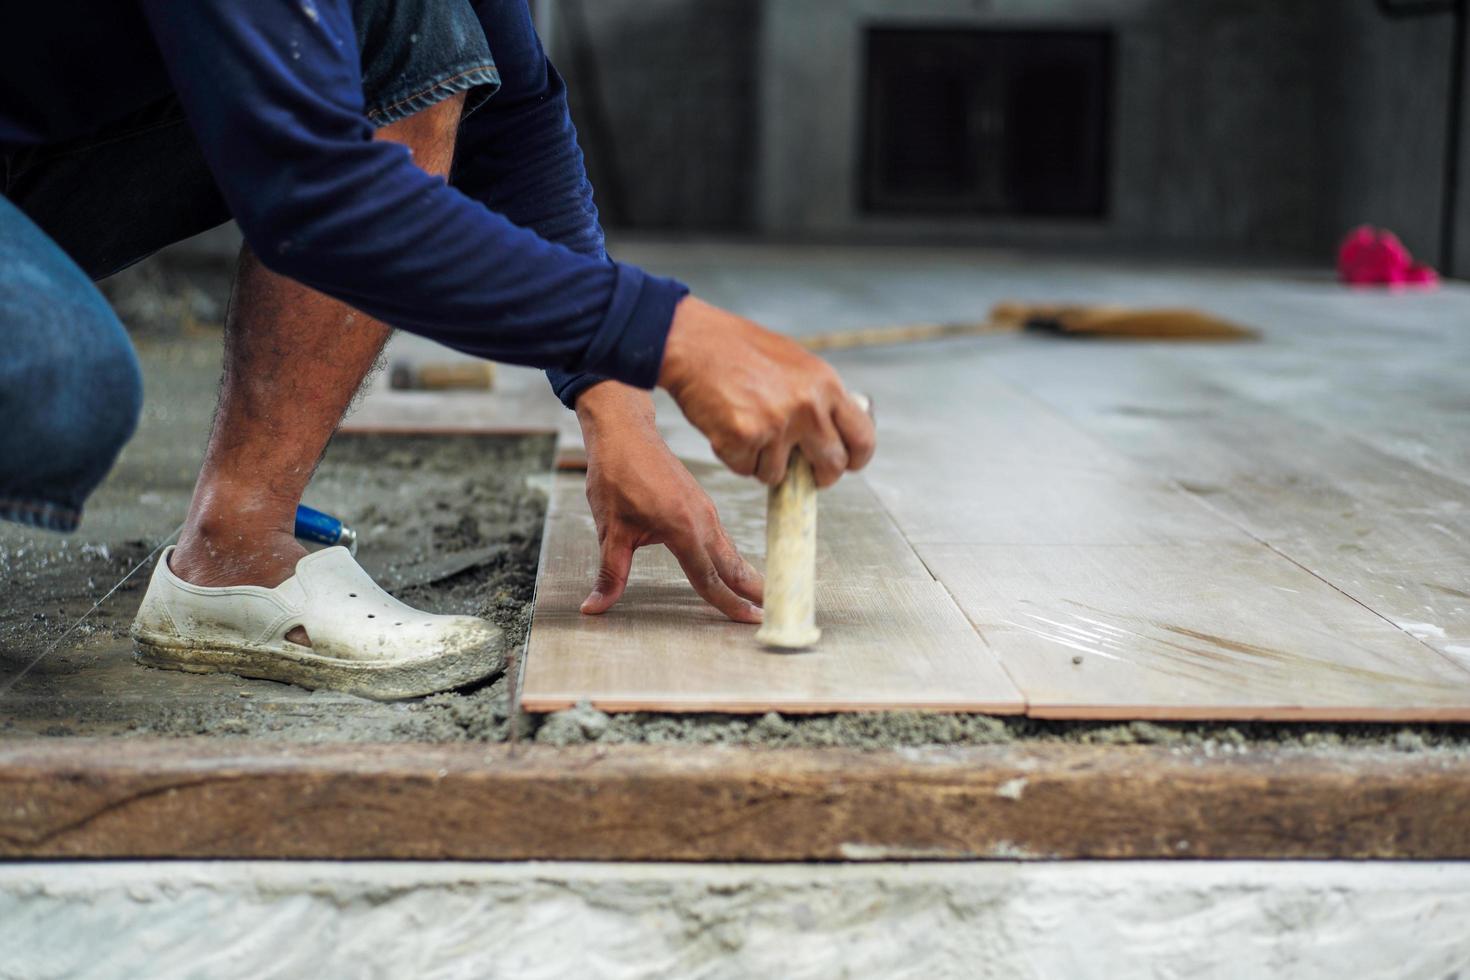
[0,1,680,405]
[453,1,621,407]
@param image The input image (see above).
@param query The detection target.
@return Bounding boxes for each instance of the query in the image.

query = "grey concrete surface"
[549,0,758,231]
[3,861,1469,979]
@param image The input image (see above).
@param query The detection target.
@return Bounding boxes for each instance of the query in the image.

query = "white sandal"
[131,546,502,700]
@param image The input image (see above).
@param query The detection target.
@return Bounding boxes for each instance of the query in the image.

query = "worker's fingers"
[670,534,763,624]
[833,392,877,472]
[580,534,635,615]
[797,410,849,488]
[713,439,762,479]
[754,439,795,487]
[709,527,764,606]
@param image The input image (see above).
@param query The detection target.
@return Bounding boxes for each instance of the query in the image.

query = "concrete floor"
[5,861,1469,979]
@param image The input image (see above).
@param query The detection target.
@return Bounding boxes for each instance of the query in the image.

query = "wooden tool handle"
[755,393,872,651]
[755,450,821,651]
[795,305,1255,352]
[799,320,1014,352]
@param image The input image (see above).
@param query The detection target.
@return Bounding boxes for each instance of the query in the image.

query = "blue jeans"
[0,0,496,532]
[0,195,143,531]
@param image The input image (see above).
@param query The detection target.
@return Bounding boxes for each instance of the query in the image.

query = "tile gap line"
[1170,482,1470,683]
[508,432,568,753]
[857,470,1033,714]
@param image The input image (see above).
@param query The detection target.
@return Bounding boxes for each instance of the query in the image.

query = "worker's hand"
[658,296,876,487]
[575,382,764,624]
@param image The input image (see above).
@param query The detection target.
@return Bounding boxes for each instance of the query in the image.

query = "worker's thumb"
[581,537,635,615]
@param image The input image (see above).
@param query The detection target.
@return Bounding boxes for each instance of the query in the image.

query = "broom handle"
[799,319,1015,352]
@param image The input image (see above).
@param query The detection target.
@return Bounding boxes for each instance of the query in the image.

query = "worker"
[0,0,875,698]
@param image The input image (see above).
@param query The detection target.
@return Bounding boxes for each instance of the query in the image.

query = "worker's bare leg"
[168,93,465,612]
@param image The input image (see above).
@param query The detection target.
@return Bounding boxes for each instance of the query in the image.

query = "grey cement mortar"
[0,428,551,743]
[0,255,552,744]
[526,701,1470,756]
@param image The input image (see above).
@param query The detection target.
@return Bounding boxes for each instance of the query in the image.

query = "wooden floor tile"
[832,345,1470,720]
[520,463,1025,714]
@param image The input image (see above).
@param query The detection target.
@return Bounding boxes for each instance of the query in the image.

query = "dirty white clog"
[130,546,502,700]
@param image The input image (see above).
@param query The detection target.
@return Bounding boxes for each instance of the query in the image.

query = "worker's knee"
[67,310,145,463]
[0,224,142,530]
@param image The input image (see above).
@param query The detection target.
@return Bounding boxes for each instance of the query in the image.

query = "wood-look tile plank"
[521,464,1024,714]
[922,541,1470,720]
[836,349,1241,546]
[831,346,1470,719]
[977,343,1470,673]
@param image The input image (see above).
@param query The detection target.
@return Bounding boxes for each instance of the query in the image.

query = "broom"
[799,302,1258,353]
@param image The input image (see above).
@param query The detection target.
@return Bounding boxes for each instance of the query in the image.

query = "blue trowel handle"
[293,504,358,555]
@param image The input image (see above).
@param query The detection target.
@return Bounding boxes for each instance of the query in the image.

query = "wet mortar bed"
[3,258,1470,757]
[0,417,553,743]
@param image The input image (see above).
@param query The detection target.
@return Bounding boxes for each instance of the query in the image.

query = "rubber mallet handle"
[755,450,822,650]
[755,393,871,651]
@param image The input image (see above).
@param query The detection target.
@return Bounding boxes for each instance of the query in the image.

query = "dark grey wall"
[1124,0,1459,263]
[1134,0,1328,255]
[551,0,1466,273]
[548,0,759,231]
[1322,2,1463,275]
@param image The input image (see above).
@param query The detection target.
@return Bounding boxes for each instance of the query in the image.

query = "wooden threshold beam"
[4,740,1469,861]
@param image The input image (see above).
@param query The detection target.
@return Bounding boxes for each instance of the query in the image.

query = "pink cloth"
[1338,225,1439,290]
